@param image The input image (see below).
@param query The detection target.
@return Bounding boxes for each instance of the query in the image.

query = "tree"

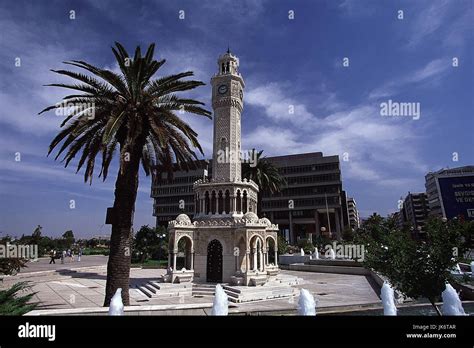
[61,230,75,248]
[357,217,466,315]
[40,42,211,305]
[132,225,164,263]
[242,150,286,216]
[32,225,42,244]
[62,230,74,240]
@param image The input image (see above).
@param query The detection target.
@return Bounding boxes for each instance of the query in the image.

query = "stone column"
[253,248,257,271]
[274,248,278,267]
[190,252,194,270]
[259,248,264,272]
[246,251,250,272]
[173,252,177,270]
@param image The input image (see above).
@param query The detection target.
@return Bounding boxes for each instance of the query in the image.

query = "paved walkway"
[17,255,108,274]
[1,258,381,312]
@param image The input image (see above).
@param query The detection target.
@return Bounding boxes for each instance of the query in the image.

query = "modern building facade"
[260,152,349,243]
[346,197,360,230]
[425,166,474,221]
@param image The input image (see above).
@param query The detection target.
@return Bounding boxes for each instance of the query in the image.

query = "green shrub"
[297,238,315,254]
[277,234,288,254]
[0,282,37,315]
[81,248,109,256]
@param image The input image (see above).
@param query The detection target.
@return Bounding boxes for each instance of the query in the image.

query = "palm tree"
[40,42,211,306]
[242,150,286,216]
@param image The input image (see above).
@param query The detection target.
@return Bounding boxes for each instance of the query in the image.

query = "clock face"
[218,84,228,95]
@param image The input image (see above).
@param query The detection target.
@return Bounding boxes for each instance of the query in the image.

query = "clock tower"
[210,49,245,182]
[165,50,281,287]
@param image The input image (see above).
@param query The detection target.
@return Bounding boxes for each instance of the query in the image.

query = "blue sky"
[0,0,473,238]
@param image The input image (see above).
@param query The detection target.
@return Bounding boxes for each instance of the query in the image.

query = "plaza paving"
[0,256,382,313]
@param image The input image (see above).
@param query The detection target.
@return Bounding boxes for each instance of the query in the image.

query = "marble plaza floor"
[0,256,382,313]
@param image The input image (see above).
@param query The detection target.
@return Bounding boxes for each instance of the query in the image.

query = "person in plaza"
[49,250,56,264]
[70,249,74,262]
[77,247,82,262]
[61,250,66,264]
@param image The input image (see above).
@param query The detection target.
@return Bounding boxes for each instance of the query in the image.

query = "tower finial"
[227,46,230,54]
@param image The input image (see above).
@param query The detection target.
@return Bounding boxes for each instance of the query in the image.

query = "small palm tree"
[242,150,286,216]
[40,42,211,306]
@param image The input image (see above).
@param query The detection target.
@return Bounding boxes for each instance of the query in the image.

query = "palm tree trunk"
[103,145,141,307]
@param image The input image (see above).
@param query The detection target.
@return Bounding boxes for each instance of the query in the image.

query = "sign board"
[438,176,474,221]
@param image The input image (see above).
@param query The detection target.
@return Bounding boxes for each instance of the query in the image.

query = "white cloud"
[368,58,449,100]
[405,0,451,48]
[242,81,428,192]
[246,82,316,126]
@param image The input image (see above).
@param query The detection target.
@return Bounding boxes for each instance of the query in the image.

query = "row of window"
[278,163,339,175]
[155,206,194,214]
[153,175,204,186]
[152,186,194,196]
[261,196,340,209]
[261,185,340,198]
[285,173,340,185]
[154,196,195,205]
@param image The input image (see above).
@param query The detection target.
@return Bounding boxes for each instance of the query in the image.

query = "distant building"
[425,166,474,221]
[400,192,430,237]
[346,197,360,229]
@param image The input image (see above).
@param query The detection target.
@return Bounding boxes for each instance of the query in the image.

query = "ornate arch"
[174,233,194,253]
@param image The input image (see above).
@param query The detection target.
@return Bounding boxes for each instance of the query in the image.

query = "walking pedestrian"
[49,250,56,264]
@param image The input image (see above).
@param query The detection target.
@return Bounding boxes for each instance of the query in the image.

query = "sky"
[0,0,473,238]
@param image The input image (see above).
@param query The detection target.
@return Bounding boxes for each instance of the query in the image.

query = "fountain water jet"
[441,283,466,316]
[211,284,228,316]
[381,282,397,316]
[297,289,316,316]
[313,248,319,260]
[108,288,124,316]
[471,261,474,277]
[329,248,335,260]
[300,248,305,256]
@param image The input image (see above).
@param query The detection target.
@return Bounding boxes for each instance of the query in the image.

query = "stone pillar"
[253,248,257,271]
[274,248,278,266]
[246,251,250,272]
[190,252,194,270]
[173,252,177,270]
